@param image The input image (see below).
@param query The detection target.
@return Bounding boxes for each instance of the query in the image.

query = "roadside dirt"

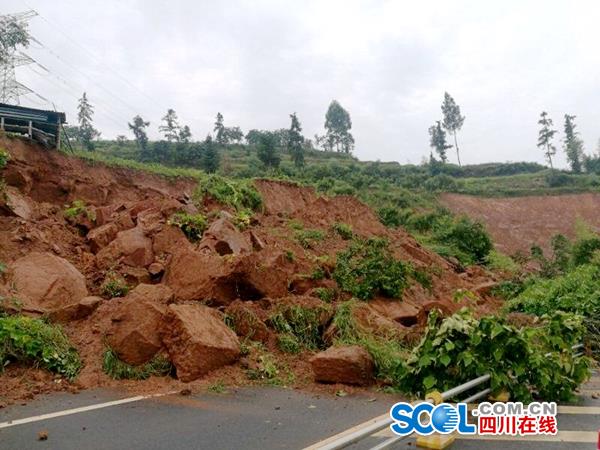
[0,136,502,406]
[440,192,600,255]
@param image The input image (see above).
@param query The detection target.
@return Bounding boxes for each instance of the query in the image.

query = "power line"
[24,4,167,114]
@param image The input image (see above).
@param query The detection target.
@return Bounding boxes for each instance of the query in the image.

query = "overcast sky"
[4,0,600,167]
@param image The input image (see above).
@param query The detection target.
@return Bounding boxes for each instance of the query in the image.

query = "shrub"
[100,272,129,298]
[277,333,301,354]
[268,303,330,350]
[545,171,573,187]
[64,200,96,222]
[195,174,262,211]
[295,228,325,249]
[332,222,353,240]
[168,212,207,242]
[0,147,10,169]
[377,207,401,228]
[571,236,600,266]
[333,238,411,300]
[102,348,172,380]
[423,174,458,192]
[246,353,280,382]
[312,287,336,303]
[398,309,590,402]
[0,315,81,380]
[434,216,492,264]
[233,209,253,230]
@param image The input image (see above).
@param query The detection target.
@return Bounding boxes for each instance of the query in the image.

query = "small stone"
[37,430,48,441]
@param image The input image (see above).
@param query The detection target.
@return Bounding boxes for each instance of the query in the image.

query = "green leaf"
[423,375,436,390]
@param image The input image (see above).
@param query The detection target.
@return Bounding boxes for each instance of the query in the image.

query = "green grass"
[269,303,330,350]
[100,272,130,298]
[102,348,172,380]
[0,315,81,380]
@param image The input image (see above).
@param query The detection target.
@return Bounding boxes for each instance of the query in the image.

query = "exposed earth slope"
[441,192,600,255]
[0,136,500,405]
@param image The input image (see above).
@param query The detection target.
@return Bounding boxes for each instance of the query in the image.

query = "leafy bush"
[333,238,411,300]
[423,174,458,192]
[101,272,129,298]
[545,171,573,187]
[571,236,600,266]
[295,228,325,249]
[377,207,402,228]
[0,147,10,169]
[506,263,600,356]
[233,209,253,230]
[268,303,330,350]
[0,315,81,380]
[246,353,280,382]
[64,200,96,222]
[168,212,208,242]
[433,216,492,264]
[312,287,336,303]
[102,348,172,380]
[398,309,590,402]
[277,333,301,354]
[332,222,353,240]
[195,174,262,211]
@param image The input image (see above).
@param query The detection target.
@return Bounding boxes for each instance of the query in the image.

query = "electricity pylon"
[0,10,38,105]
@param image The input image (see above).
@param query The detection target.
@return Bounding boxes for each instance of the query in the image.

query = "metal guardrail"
[310,343,585,450]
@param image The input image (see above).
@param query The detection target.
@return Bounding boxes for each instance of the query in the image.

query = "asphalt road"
[1,377,598,450]
[0,386,388,450]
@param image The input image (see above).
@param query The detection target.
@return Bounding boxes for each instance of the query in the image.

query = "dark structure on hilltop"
[0,103,66,149]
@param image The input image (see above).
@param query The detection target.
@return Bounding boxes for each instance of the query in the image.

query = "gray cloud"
[4,0,600,167]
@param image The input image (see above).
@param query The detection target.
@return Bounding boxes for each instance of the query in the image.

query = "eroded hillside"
[0,137,501,405]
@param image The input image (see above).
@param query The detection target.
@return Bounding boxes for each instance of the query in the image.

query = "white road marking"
[0,391,177,429]
[373,428,596,443]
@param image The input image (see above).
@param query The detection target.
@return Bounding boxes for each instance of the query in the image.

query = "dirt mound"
[0,137,502,405]
[441,192,600,254]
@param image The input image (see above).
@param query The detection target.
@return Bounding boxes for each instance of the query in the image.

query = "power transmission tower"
[0,10,38,105]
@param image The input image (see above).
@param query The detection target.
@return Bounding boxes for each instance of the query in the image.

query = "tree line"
[66,93,356,173]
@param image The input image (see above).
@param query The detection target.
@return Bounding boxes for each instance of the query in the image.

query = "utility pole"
[0,10,37,105]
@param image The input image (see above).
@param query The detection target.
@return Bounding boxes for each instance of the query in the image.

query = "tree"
[441,92,465,166]
[77,92,100,151]
[257,131,280,168]
[128,115,150,152]
[159,109,180,142]
[324,100,354,153]
[563,114,584,173]
[116,135,128,146]
[288,112,305,168]
[178,125,192,143]
[0,16,30,64]
[428,121,452,163]
[201,135,220,173]
[214,112,226,145]
[537,111,557,169]
[224,126,244,144]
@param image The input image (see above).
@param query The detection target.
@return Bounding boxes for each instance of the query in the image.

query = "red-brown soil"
[441,193,600,255]
[0,136,502,406]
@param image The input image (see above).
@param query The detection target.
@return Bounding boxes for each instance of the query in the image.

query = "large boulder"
[310,345,375,386]
[163,248,224,301]
[152,225,192,256]
[224,300,272,344]
[161,304,240,382]
[87,223,119,253]
[8,252,88,311]
[199,218,251,256]
[106,284,173,366]
[96,226,154,269]
[48,296,102,322]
